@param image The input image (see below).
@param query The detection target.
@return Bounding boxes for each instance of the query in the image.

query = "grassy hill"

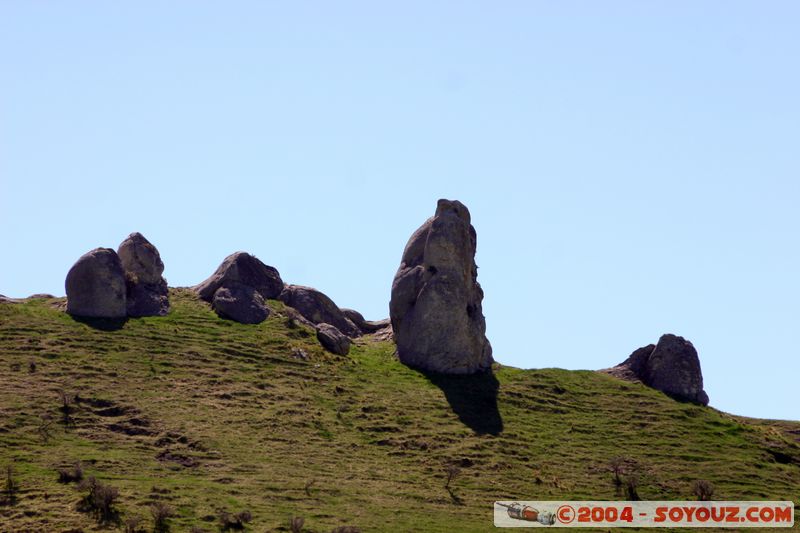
[1,290,798,532]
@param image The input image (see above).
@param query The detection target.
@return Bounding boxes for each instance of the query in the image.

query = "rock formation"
[315,323,352,355]
[212,285,269,324]
[278,285,360,337]
[389,199,492,374]
[194,252,283,324]
[65,248,128,318]
[118,232,169,317]
[604,334,709,405]
[341,308,390,333]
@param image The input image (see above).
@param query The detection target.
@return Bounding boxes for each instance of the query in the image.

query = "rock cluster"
[278,285,360,337]
[193,253,391,356]
[604,334,709,405]
[65,233,169,319]
[193,252,283,324]
[389,199,492,374]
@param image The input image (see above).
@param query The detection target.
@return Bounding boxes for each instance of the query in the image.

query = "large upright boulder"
[605,334,709,405]
[193,252,282,324]
[65,248,127,318]
[278,285,360,337]
[118,232,169,317]
[389,199,492,374]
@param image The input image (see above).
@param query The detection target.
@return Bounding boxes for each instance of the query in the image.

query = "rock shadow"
[69,314,128,331]
[421,369,503,436]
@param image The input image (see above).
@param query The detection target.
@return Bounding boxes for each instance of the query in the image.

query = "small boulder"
[389,199,492,374]
[316,323,351,355]
[604,334,709,405]
[212,285,269,324]
[194,252,283,302]
[65,248,127,318]
[118,232,169,317]
[278,285,360,337]
[341,308,390,333]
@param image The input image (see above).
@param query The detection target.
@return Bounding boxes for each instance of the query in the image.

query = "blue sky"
[1,2,797,420]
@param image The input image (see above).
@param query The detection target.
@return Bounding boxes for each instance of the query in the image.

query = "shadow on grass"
[421,369,503,436]
[70,314,128,331]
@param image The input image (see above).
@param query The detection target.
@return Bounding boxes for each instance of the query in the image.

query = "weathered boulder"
[118,232,164,285]
[278,285,360,337]
[194,252,283,302]
[389,199,492,374]
[194,252,283,324]
[118,232,169,317]
[212,284,269,324]
[341,308,390,333]
[65,248,127,318]
[315,323,351,355]
[604,334,709,405]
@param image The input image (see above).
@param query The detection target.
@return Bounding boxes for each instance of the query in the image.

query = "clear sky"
[1,2,797,420]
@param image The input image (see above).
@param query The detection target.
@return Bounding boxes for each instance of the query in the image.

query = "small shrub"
[608,456,625,487]
[219,509,252,530]
[124,515,144,533]
[624,474,640,501]
[58,389,76,427]
[58,389,75,413]
[151,501,175,532]
[37,416,54,444]
[445,465,461,489]
[28,360,37,373]
[57,462,83,483]
[4,465,18,505]
[289,516,305,533]
[693,479,715,501]
[78,476,119,523]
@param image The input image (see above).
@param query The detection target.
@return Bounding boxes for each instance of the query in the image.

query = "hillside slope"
[1,290,798,532]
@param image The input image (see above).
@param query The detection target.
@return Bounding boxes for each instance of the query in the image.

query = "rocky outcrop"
[212,285,269,324]
[118,233,169,317]
[278,285,360,337]
[389,199,492,374]
[604,334,709,405]
[194,252,283,324]
[195,252,283,302]
[65,248,128,318]
[315,323,351,355]
[341,308,390,333]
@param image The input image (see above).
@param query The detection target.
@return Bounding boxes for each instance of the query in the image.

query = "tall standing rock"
[65,248,127,318]
[604,334,709,405]
[390,199,492,374]
[118,232,169,317]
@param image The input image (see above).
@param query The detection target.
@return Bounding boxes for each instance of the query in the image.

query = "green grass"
[0,290,798,532]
